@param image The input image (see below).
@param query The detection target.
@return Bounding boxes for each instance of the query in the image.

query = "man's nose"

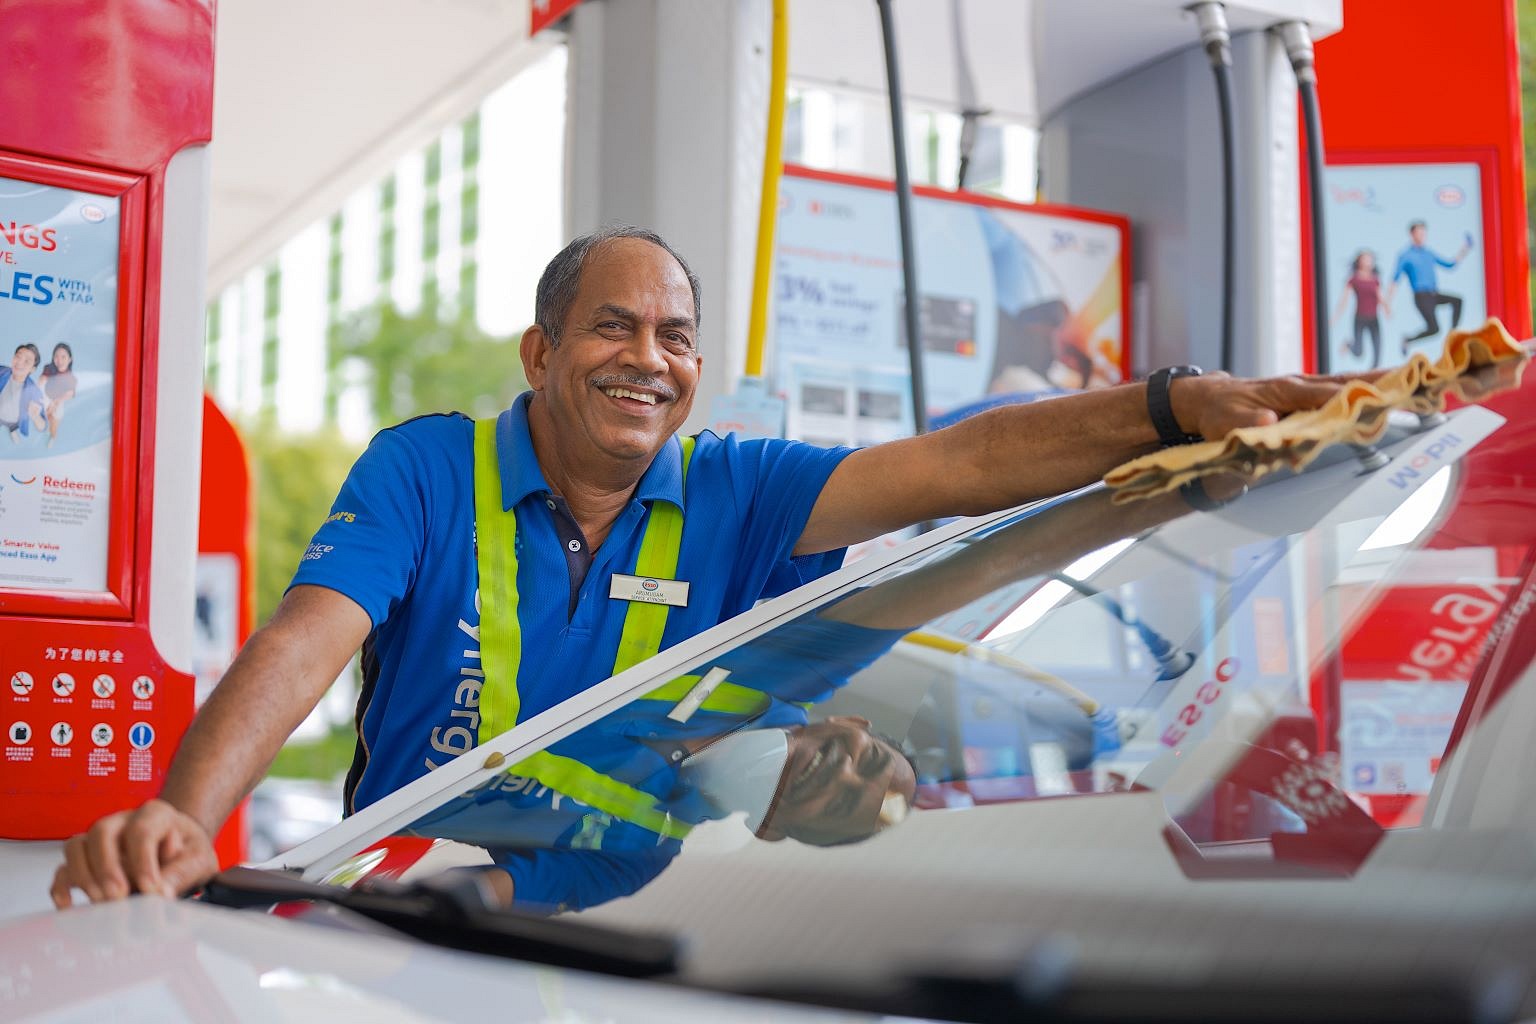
[617,326,669,375]
[839,731,871,782]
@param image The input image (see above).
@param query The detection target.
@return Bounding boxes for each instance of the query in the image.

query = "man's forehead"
[578,239,691,300]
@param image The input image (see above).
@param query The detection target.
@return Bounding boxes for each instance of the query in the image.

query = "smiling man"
[53,225,1354,907]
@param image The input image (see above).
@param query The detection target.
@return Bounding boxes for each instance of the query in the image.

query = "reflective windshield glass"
[304,396,1536,988]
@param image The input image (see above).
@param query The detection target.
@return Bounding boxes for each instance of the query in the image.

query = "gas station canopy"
[207,0,547,291]
[206,0,1339,293]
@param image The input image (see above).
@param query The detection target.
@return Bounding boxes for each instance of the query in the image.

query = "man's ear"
[521,323,553,390]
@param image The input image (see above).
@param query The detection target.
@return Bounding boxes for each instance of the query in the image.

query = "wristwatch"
[1146,365,1204,446]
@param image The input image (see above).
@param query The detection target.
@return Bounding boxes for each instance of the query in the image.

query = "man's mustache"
[590,374,678,402]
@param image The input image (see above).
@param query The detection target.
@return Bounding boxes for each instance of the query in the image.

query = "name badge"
[609,573,690,607]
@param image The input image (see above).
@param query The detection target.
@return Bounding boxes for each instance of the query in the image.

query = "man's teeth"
[798,748,824,784]
[604,387,657,405]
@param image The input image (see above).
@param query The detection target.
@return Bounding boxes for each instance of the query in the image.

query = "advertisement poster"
[773,167,1128,446]
[0,175,120,592]
[1323,160,1487,373]
[1340,680,1467,796]
[782,358,913,449]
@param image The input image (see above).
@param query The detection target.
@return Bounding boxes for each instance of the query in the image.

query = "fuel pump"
[0,1,215,855]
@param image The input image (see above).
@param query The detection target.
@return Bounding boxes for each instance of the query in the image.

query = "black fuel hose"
[1276,20,1331,374]
[1191,2,1238,373]
[875,0,929,435]
[1299,76,1330,373]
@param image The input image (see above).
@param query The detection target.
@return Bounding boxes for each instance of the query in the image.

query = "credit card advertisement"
[773,166,1128,446]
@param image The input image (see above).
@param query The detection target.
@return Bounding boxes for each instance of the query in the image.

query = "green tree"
[332,301,528,425]
[243,420,363,627]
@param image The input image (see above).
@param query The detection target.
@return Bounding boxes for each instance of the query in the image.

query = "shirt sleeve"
[487,845,678,913]
[727,436,857,603]
[286,425,433,628]
[1435,251,1457,268]
[1392,254,1408,282]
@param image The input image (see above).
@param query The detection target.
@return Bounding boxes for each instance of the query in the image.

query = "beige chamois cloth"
[1105,319,1530,504]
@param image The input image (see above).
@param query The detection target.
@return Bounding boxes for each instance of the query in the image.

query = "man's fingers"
[50,853,79,909]
[121,817,169,898]
[61,833,108,904]
[81,814,132,901]
[1299,369,1388,385]
[159,834,218,900]
[1269,375,1345,413]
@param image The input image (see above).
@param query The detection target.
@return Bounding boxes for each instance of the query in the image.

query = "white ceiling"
[205,0,1341,292]
[206,0,541,292]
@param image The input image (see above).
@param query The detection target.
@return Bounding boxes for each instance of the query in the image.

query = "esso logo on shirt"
[641,578,660,592]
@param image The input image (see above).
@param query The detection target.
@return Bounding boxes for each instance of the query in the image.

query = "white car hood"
[0,897,880,1023]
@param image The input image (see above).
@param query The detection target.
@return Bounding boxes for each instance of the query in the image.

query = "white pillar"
[565,0,772,433]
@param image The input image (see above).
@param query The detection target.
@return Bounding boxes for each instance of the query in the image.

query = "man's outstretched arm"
[50,584,371,906]
[796,372,1345,555]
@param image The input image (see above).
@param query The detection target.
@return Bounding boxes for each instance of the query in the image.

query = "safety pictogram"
[9,721,31,744]
[92,674,116,698]
[10,672,33,695]
[52,673,76,697]
[51,722,73,746]
[128,722,154,750]
[132,676,155,700]
[91,723,113,747]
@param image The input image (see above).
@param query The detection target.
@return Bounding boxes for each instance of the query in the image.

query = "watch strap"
[1147,365,1204,446]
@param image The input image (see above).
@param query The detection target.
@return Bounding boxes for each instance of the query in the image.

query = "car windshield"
[276,372,1536,1003]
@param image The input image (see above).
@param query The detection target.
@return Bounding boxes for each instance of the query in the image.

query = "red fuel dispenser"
[1,1,217,841]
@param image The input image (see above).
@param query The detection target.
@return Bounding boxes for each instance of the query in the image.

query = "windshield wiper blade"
[198,866,678,978]
[731,932,1527,1024]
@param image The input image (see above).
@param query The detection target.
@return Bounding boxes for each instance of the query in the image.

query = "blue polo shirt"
[1392,245,1456,294]
[288,393,855,813]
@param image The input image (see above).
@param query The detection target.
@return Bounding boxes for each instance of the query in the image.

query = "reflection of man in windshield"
[406,613,918,911]
[753,716,915,845]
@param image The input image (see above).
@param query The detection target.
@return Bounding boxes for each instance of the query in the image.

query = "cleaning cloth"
[1105,319,1530,504]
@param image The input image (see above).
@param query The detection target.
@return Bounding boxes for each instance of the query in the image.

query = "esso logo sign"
[1160,657,1240,748]
[1435,185,1466,208]
[641,578,659,592]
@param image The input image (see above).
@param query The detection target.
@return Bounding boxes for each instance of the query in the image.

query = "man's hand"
[46,585,370,909]
[1171,371,1366,441]
[50,799,219,907]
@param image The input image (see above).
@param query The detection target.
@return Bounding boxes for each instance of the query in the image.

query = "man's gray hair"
[534,225,702,345]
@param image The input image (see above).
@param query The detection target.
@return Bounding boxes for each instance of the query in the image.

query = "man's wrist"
[153,790,219,839]
[1146,366,1205,446]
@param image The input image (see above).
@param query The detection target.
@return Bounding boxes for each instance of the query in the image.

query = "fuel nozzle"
[1273,20,1318,84]
[1187,2,1232,68]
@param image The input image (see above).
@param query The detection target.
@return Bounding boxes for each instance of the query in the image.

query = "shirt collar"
[496,392,686,513]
